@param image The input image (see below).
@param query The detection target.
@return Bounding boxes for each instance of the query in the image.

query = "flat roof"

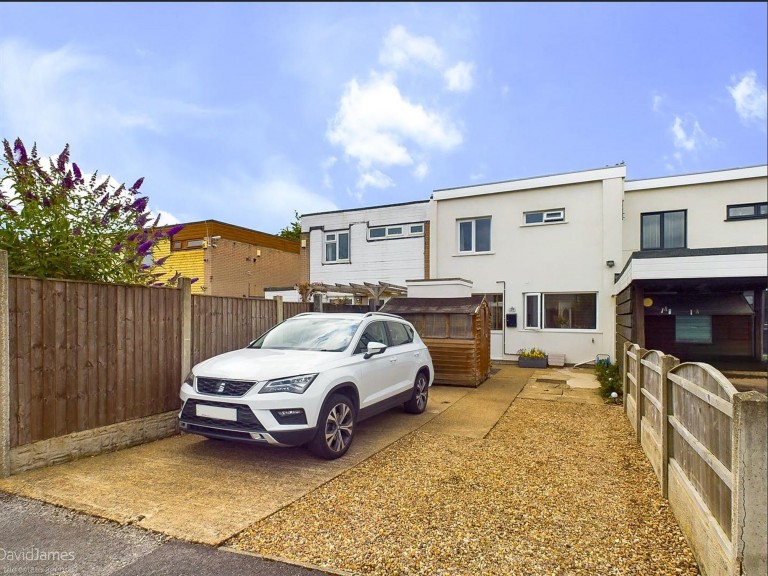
[302,199,429,218]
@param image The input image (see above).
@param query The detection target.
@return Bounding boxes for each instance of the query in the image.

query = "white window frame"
[457,217,492,253]
[324,230,350,263]
[524,209,565,225]
[523,292,598,331]
[524,293,541,329]
[367,222,425,240]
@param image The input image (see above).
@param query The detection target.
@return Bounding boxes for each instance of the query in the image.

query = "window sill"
[453,251,495,257]
[322,261,350,265]
[520,220,569,228]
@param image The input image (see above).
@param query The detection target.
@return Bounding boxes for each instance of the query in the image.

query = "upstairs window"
[457,217,491,253]
[324,231,349,263]
[641,210,686,250]
[727,202,767,221]
[524,209,565,224]
[172,239,205,251]
[368,223,425,240]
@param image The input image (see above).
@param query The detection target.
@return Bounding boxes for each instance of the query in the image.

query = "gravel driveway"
[228,394,700,575]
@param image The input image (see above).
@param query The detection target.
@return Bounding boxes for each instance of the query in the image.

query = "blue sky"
[1,2,766,234]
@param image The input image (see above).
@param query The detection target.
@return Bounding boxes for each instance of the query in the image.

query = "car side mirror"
[364,341,387,359]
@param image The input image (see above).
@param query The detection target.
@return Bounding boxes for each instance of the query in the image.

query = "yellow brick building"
[152,220,300,297]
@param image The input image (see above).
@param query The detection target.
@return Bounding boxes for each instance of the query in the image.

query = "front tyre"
[309,394,355,459]
[404,371,429,414]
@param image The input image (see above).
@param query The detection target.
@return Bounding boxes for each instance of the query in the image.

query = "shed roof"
[381,295,486,315]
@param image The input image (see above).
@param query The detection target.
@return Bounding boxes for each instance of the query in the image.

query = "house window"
[676,315,712,344]
[524,292,597,330]
[457,217,491,253]
[475,293,504,331]
[727,202,768,220]
[171,239,205,251]
[641,210,686,250]
[324,231,349,263]
[368,223,425,240]
[524,209,565,224]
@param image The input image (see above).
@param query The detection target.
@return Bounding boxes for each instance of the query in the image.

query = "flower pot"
[518,356,548,368]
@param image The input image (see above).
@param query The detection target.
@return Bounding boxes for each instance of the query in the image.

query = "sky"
[1,2,766,234]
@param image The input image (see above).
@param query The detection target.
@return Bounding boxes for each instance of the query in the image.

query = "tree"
[277,210,302,242]
[0,137,184,285]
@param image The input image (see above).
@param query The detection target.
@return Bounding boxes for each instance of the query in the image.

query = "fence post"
[659,354,679,499]
[313,293,323,313]
[731,391,768,576]
[622,341,631,413]
[0,250,9,478]
[634,348,648,444]
[179,277,192,382]
[274,295,284,324]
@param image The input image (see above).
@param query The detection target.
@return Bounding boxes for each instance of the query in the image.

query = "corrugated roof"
[381,295,486,315]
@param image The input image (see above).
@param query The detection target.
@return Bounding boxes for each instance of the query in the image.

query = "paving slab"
[0,385,467,546]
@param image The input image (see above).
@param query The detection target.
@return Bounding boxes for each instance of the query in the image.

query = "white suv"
[179,312,434,459]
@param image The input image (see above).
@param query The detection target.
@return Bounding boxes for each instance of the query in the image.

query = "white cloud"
[413,162,429,180]
[652,93,664,112]
[148,209,180,226]
[728,71,767,123]
[327,73,462,171]
[321,156,337,189]
[671,116,716,151]
[357,170,394,190]
[379,25,443,70]
[444,61,474,92]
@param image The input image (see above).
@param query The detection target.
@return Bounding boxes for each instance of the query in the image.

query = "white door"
[491,330,503,360]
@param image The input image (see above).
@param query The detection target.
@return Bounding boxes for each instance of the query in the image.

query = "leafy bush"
[595,360,622,400]
[1,137,183,285]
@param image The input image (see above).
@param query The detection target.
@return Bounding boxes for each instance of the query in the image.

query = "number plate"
[196,404,237,422]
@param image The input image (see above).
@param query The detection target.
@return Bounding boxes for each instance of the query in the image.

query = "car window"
[249,316,361,351]
[387,321,413,346]
[354,321,389,354]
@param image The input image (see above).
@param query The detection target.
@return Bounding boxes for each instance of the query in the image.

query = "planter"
[518,356,548,368]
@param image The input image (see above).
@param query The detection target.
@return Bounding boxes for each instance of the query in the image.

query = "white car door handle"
[389,358,397,363]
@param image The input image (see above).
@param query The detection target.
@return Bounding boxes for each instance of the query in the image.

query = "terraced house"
[303,164,768,369]
[152,219,301,298]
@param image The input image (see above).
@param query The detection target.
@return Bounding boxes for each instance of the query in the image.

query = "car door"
[353,320,400,408]
[385,320,421,393]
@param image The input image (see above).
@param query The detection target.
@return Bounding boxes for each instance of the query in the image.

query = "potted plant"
[517,347,548,368]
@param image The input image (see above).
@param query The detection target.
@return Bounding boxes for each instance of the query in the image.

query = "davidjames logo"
[0,547,75,562]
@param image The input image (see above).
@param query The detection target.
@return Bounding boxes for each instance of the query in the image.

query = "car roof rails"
[364,311,404,320]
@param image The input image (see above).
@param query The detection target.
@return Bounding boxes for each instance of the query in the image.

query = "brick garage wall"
[208,239,301,297]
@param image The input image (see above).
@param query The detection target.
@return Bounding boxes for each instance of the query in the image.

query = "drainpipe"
[496,280,507,357]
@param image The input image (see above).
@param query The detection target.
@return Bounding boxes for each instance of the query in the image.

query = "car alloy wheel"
[310,393,355,459]
[404,372,429,414]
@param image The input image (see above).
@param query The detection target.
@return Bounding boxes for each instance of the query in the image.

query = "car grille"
[196,377,256,397]
[180,399,266,432]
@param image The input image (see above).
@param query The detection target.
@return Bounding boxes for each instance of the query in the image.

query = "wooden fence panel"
[190,295,278,367]
[283,301,312,319]
[8,277,182,447]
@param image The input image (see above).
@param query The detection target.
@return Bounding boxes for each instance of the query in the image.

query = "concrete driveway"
[0,386,469,546]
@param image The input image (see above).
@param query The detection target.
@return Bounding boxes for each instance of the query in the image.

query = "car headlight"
[259,374,317,394]
[183,371,194,387]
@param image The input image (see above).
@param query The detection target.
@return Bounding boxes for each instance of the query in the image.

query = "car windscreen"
[248,317,362,352]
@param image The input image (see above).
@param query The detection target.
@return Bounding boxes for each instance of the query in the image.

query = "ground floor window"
[675,315,713,344]
[524,292,597,330]
[475,293,503,330]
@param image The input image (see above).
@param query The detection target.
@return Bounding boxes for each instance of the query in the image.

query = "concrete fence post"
[659,354,679,499]
[622,341,632,413]
[179,277,192,382]
[731,391,768,576]
[634,348,648,444]
[274,295,284,324]
[0,250,9,478]
[313,293,323,313]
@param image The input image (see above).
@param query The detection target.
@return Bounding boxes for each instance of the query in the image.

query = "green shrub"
[595,360,622,400]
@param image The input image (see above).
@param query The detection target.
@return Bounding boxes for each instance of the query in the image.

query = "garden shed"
[380,295,491,387]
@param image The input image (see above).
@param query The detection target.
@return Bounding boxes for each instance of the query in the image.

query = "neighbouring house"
[152,219,301,297]
[615,165,768,366]
[429,166,626,365]
[299,200,429,302]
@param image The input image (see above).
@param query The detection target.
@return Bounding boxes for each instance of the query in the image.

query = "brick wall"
[152,239,206,294]
[300,232,310,284]
[208,239,301,297]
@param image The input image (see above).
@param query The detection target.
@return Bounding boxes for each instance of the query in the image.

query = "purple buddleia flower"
[43,197,51,208]
[13,138,28,164]
[100,215,110,226]
[112,184,125,198]
[56,144,70,173]
[129,196,149,213]
[190,277,199,284]
[3,139,12,160]
[23,191,37,201]
[155,256,169,267]
[112,242,123,253]
[127,232,140,242]
[63,172,74,190]
[3,203,17,214]
[72,163,83,183]
[137,240,153,255]
[108,205,120,214]
[99,193,109,206]
[165,224,185,237]
[72,226,81,236]
[141,263,151,270]
[153,282,164,287]
[136,214,150,227]
[130,177,144,193]
[125,257,135,264]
